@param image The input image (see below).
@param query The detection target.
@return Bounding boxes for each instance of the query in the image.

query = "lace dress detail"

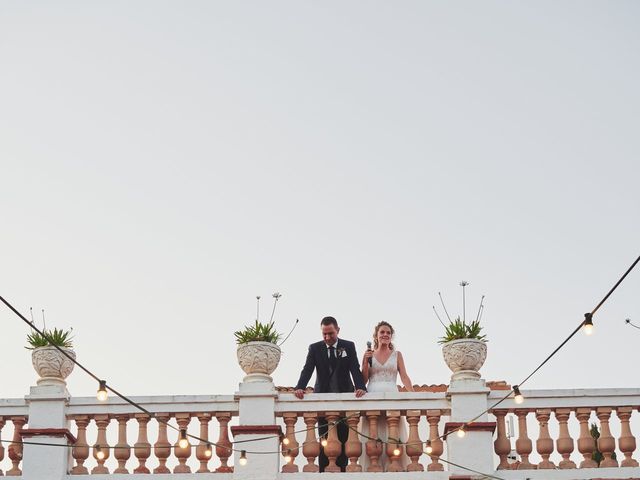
[367,351,400,392]
[359,350,408,470]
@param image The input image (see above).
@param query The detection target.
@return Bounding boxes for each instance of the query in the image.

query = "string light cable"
[2,253,638,460]
[439,252,640,439]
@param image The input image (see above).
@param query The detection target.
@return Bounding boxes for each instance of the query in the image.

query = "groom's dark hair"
[320,316,338,328]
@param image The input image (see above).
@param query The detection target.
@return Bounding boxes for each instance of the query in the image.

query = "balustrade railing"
[65,394,238,475]
[275,390,450,473]
[3,386,640,478]
[489,388,640,472]
[0,399,28,476]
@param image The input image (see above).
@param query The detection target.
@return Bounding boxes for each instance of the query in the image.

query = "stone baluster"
[113,414,131,473]
[153,413,171,473]
[576,407,597,468]
[282,412,300,473]
[535,409,555,469]
[364,411,383,472]
[515,409,535,469]
[133,413,151,474]
[617,407,638,467]
[302,412,319,472]
[596,407,618,467]
[91,414,110,474]
[0,417,5,476]
[386,410,404,472]
[70,415,90,474]
[323,411,342,473]
[426,410,444,471]
[215,412,233,473]
[195,413,212,473]
[173,413,192,473]
[6,416,26,476]
[405,410,423,472]
[493,410,511,470]
[344,412,362,472]
[555,408,576,469]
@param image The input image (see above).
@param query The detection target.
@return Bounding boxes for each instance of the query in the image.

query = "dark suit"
[295,338,366,471]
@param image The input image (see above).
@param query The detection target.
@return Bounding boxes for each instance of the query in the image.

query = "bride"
[359,321,414,471]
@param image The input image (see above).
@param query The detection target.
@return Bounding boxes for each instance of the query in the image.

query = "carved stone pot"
[442,339,487,381]
[236,341,281,382]
[31,346,76,386]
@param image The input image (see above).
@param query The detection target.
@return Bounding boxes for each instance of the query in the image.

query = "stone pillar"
[445,379,496,476]
[21,384,75,480]
[232,379,281,480]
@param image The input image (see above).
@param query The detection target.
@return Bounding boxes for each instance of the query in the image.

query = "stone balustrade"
[0,399,28,477]
[2,384,640,478]
[489,388,640,478]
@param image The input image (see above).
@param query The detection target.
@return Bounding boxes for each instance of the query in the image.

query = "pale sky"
[1,1,639,400]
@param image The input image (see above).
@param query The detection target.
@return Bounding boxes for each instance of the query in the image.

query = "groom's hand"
[294,389,305,399]
[355,389,366,398]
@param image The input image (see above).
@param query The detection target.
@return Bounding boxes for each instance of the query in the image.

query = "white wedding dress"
[359,350,409,471]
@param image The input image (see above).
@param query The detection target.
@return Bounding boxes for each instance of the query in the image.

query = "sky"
[1,1,639,401]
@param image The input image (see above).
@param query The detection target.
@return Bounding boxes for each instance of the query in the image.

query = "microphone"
[366,341,372,366]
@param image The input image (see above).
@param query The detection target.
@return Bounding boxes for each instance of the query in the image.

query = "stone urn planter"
[32,346,76,386]
[442,339,487,381]
[237,341,281,382]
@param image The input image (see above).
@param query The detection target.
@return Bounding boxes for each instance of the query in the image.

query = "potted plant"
[439,317,487,381]
[26,327,76,386]
[235,319,282,382]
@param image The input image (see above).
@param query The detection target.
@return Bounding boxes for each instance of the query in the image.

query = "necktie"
[329,346,337,371]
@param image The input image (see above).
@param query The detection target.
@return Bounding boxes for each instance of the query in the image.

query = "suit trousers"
[318,416,349,472]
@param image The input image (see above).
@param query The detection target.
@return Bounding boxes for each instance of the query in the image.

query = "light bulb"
[424,442,433,455]
[204,443,212,458]
[96,380,108,402]
[583,313,594,335]
[96,446,105,460]
[178,429,190,449]
[239,450,248,466]
[513,385,524,404]
[457,427,466,438]
[321,438,328,447]
[282,437,290,446]
[393,447,401,457]
[284,451,292,463]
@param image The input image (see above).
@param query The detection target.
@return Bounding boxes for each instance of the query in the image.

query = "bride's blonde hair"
[373,321,395,350]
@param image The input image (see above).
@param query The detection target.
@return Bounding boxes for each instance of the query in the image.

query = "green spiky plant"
[26,327,74,350]
[234,320,282,344]
[438,317,487,344]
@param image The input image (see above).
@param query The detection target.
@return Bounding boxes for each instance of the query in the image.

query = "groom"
[294,316,366,472]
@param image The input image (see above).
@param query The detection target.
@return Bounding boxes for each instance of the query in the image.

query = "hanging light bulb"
[424,441,433,455]
[178,429,190,449]
[513,385,524,404]
[96,445,105,460]
[457,426,466,438]
[320,436,328,447]
[204,443,212,458]
[282,437,290,446]
[393,445,401,457]
[583,313,594,335]
[284,449,292,463]
[239,450,248,466]
[96,380,108,402]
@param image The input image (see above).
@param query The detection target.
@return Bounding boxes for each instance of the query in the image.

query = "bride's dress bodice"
[367,350,399,393]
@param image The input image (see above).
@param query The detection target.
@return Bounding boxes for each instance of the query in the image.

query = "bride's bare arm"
[397,351,414,392]
[361,349,373,384]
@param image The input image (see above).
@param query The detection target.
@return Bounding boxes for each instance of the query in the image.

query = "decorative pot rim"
[442,338,487,346]
[31,345,75,352]
[237,341,281,349]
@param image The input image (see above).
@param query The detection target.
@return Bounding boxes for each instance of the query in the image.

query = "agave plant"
[26,327,74,350]
[234,320,282,344]
[438,317,486,344]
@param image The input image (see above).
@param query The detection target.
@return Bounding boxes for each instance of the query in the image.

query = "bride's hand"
[363,349,373,362]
